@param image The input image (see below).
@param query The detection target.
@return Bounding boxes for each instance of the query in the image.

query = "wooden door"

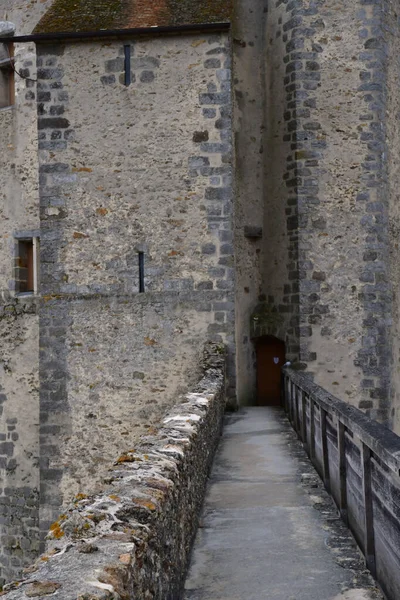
[256,337,285,406]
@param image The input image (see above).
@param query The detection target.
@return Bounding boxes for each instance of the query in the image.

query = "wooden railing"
[283,368,400,600]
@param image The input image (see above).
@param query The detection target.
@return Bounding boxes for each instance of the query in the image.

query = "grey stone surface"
[184,407,383,600]
[1,344,226,600]
[0,21,15,36]
[35,31,236,538]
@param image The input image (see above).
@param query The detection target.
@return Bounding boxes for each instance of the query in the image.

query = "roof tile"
[34,0,232,34]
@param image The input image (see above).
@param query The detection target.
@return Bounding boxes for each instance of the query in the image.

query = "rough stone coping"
[2,343,226,600]
[0,22,15,36]
[284,368,400,474]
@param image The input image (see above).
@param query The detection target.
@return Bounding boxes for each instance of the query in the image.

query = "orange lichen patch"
[73,231,89,239]
[116,453,138,464]
[49,521,65,539]
[168,250,183,257]
[131,498,157,511]
[72,167,93,172]
[74,493,89,502]
[109,494,121,502]
[144,337,157,346]
[42,294,63,303]
[96,207,109,216]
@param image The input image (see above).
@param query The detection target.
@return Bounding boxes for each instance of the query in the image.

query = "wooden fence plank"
[338,420,348,525]
[321,408,331,493]
[362,443,376,578]
[301,391,307,446]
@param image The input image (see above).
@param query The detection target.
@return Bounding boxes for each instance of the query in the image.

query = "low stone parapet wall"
[2,343,226,600]
[284,368,400,600]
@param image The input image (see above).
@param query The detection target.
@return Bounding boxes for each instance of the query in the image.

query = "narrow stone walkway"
[184,407,384,600]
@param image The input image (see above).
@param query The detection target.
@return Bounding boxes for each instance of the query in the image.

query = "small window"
[15,237,39,295]
[0,43,14,109]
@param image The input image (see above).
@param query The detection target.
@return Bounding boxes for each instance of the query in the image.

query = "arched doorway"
[256,336,286,406]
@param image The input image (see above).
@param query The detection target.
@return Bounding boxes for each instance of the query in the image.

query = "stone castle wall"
[36,31,235,538]
[232,0,268,405]
[263,0,393,425]
[385,0,400,434]
[0,1,54,583]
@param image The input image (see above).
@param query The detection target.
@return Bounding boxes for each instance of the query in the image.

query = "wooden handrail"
[283,368,400,475]
[283,368,393,588]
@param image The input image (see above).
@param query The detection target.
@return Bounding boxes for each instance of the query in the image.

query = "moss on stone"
[34,0,124,34]
[165,0,232,26]
[34,0,232,34]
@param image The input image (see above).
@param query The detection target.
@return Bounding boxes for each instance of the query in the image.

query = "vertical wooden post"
[310,396,315,461]
[296,387,301,435]
[362,443,376,578]
[289,381,294,425]
[293,385,298,433]
[281,372,285,409]
[337,420,348,525]
[321,408,331,493]
[301,391,307,446]
[283,375,288,414]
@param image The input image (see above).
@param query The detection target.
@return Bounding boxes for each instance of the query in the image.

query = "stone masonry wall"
[232,0,268,405]
[385,0,400,435]
[0,298,40,584]
[264,0,299,358]
[36,32,234,540]
[0,2,54,583]
[1,344,226,600]
[264,0,392,424]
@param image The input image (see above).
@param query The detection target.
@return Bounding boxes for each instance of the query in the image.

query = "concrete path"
[184,407,384,600]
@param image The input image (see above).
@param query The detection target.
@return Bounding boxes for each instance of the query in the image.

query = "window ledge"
[15,292,40,300]
[0,104,14,112]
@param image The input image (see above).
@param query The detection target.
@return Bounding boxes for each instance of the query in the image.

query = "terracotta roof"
[34,0,232,34]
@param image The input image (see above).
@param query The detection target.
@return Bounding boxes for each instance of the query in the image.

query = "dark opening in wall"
[14,236,39,294]
[17,241,34,293]
[138,251,145,293]
[0,43,14,109]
